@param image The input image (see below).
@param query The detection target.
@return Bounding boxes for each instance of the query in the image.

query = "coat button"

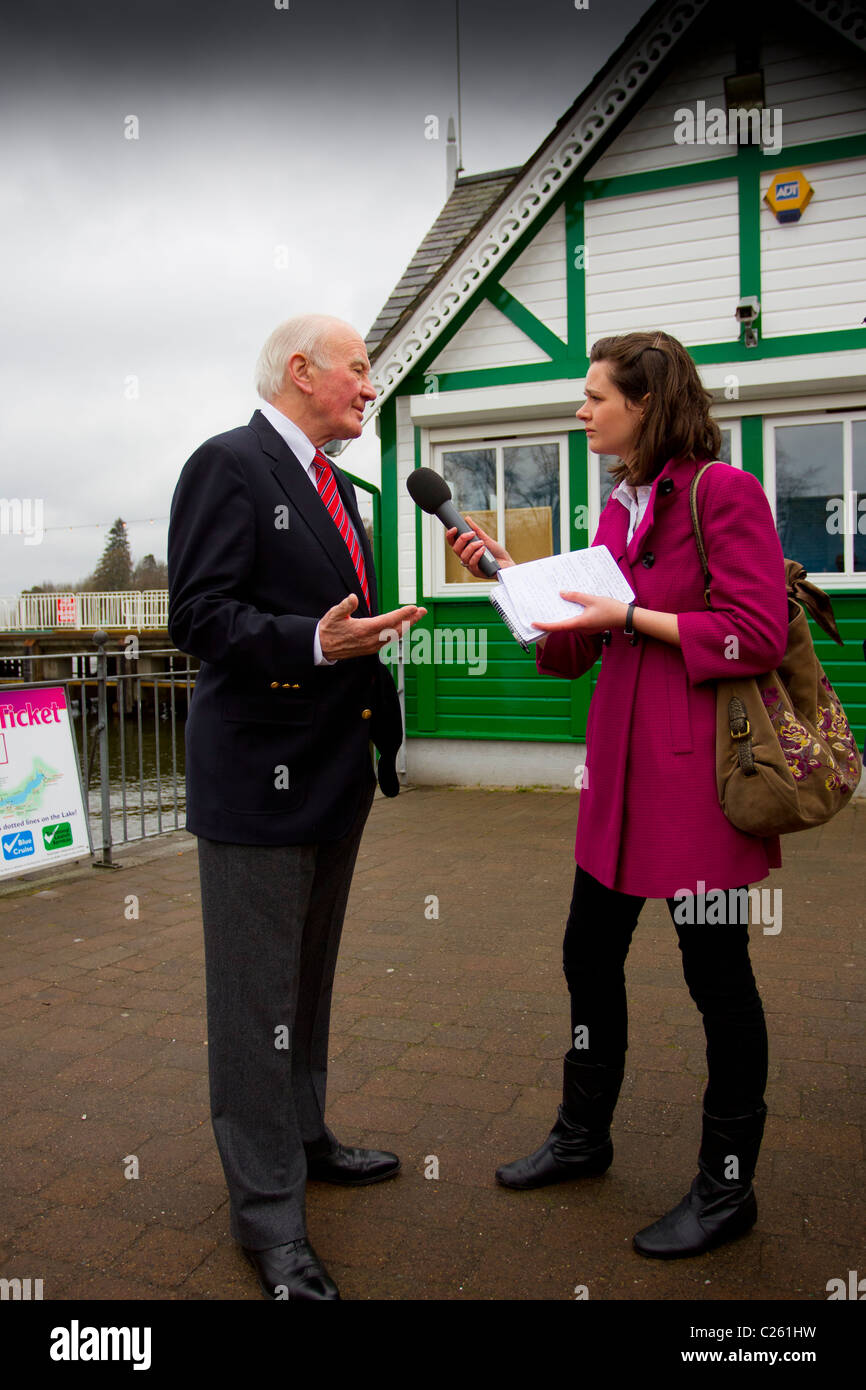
[361,708,372,720]
[281,683,291,688]
[601,630,612,647]
[270,681,279,688]
[642,552,655,568]
[659,478,674,495]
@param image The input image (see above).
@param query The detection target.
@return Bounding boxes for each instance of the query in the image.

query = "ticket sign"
[0,685,92,879]
[764,169,813,224]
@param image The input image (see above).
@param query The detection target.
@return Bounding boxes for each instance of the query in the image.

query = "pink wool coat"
[537,457,790,897]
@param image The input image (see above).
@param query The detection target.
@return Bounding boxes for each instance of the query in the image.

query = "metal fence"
[0,591,170,632]
[1,637,196,867]
[1,633,408,871]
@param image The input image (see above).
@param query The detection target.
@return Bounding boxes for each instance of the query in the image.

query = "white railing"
[0,591,170,632]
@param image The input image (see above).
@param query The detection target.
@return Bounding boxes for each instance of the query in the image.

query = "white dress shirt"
[258,399,363,666]
[611,478,653,546]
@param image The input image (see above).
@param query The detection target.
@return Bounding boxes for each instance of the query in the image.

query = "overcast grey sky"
[0,0,651,592]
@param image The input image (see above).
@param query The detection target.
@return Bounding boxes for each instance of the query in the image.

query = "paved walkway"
[1,789,863,1302]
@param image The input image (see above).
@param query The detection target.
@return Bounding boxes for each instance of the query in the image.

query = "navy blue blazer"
[167,410,403,844]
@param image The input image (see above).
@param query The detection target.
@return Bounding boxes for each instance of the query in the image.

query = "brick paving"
[0,789,863,1302]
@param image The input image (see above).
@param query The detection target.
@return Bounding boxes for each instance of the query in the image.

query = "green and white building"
[365,0,866,790]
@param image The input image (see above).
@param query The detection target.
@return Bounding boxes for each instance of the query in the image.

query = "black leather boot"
[633,1103,767,1258]
[496,1056,624,1190]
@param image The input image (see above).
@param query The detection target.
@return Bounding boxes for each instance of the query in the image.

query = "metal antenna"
[455,0,464,175]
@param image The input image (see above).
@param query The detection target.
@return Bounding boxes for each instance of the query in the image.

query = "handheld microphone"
[406,467,500,578]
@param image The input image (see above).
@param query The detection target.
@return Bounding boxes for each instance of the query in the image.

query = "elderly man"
[168,315,425,1300]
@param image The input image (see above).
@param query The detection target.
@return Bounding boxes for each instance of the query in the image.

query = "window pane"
[503,443,560,561]
[775,423,844,573]
[599,455,618,512]
[718,429,731,464]
[855,421,866,573]
[442,448,496,584]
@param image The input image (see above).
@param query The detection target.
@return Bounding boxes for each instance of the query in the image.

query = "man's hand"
[445,516,514,577]
[319,594,427,661]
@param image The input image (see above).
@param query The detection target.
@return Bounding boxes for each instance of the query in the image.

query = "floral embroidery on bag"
[751,678,859,791]
[818,676,861,792]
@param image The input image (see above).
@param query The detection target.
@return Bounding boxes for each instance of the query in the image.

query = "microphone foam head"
[406,467,452,513]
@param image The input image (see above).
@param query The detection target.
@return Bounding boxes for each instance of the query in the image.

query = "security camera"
[735,296,761,325]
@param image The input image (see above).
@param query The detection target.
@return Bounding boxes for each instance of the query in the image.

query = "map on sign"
[0,758,63,817]
[0,686,91,878]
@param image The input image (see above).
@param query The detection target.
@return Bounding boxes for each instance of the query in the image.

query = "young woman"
[446,331,789,1259]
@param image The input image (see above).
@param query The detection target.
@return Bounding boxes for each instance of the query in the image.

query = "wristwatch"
[624,602,638,646]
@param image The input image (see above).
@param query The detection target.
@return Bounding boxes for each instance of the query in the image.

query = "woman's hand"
[533,591,628,635]
[444,516,515,577]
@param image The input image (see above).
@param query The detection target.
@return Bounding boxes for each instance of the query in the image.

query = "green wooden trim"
[758,133,866,174]
[377,399,399,612]
[565,189,587,362]
[689,328,866,364]
[411,423,436,731]
[484,283,567,362]
[403,360,585,395]
[740,416,763,483]
[414,425,423,604]
[586,155,742,200]
[568,430,588,549]
[583,133,866,202]
[738,143,762,348]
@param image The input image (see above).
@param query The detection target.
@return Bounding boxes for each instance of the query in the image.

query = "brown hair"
[588,331,721,487]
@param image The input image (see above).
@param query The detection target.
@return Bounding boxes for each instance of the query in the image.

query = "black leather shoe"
[306,1143,400,1186]
[496,1056,624,1190]
[633,1104,767,1259]
[243,1239,340,1300]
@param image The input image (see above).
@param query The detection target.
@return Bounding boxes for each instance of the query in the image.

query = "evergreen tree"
[132,553,168,589]
[88,518,133,591]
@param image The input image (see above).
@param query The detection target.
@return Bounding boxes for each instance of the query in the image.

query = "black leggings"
[562,865,768,1117]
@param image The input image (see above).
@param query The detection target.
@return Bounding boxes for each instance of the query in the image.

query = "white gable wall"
[760,155,866,338]
[763,43,866,146]
[584,46,736,180]
[498,204,567,341]
[428,300,552,374]
[584,181,740,348]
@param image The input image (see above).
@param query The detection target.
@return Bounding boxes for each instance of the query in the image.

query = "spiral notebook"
[489,545,635,650]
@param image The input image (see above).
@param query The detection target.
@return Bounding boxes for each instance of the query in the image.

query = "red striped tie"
[312,450,371,609]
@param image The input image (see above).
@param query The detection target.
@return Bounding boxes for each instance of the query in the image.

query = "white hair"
[254,314,352,401]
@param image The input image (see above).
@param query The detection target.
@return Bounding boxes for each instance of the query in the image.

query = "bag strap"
[688,461,718,610]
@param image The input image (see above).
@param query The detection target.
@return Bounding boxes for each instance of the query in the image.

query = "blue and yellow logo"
[764,169,813,224]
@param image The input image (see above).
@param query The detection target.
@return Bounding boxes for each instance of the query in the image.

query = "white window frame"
[764,409,866,591]
[421,425,571,597]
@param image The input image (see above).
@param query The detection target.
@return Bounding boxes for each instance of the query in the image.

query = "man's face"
[308,328,377,441]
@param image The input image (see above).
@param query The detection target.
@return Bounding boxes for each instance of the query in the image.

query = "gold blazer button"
[269,681,280,688]
[361,708,372,720]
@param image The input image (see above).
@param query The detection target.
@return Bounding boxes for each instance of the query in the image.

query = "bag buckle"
[730,720,751,739]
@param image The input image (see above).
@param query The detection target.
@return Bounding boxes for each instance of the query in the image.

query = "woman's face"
[576,360,645,463]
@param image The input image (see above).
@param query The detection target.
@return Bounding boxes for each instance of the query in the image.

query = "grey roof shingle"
[366,167,522,363]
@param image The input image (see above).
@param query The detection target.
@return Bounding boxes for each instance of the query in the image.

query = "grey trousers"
[196,779,375,1249]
